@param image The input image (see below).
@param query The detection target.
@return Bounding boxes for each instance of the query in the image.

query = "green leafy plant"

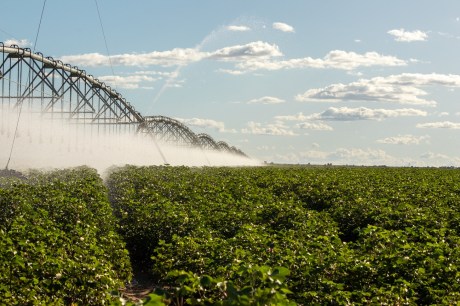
[0,167,132,305]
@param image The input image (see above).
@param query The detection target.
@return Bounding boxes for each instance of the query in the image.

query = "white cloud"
[329,148,392,161]
[347,71,364,77]
[230,50,406,74]
[421,152,455,160]
[59,41,282,68]
[177,117,226,132]
[217,69,246,75]
[388,28,428,42]
[322,50,405,70]
[296,122,333,131]
[274,112,333,131]
[164,78,185,88]
[247,96,285,104]
[272,22,295,33]
[98,74,157,89]
[4,39,32,48]
[257,145,276,151]
[61,48,204,67]
[242,121,296,136]
[274,107,424,131]
[416,121,460,129]
[210,41,282,60]
[132,70,179,78]
[296,73,460,106]
[308,107,427,121]
[274,112,309,121]
[296,80,433,106]
[377,134,430,145]
[226,25,251,32]
[275,148,460,167]
[420,152,460,166]
[60,44,405,78]
[277,147,398,165]
[383,73,460,86]
[299,150,329,160]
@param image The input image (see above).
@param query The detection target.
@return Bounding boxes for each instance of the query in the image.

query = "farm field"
[2,165,460,305]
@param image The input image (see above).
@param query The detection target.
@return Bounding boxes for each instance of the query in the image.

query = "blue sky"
[2,0,460,166]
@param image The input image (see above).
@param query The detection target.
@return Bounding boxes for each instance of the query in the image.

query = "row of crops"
[2,165,460,304]
[0,167,131,305]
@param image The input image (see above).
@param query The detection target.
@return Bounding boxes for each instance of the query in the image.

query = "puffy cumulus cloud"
[60,44,404,76]
[274,112,333,131]
[272,22,295,33]
[132,70,179,78]
[241,121,296,136]
[311,142,320,148]
[226,25,251,32]
[381,73,460,87]
[274,112,309,121]
[59,53,109,67]
[4,39,32,47]
[416,121,460,129]
[377,134,430,145]
[308,107,427,121]
[322,50,406,70]
[176,117,226,132]
[216,69,246,75]
[420,152,460,166]
[299,150,329,160]
[209,41,282,60]
[164,78,186,89]
[276,148,460,167]
[61,49,204,67]
[296,122,333,131]
[421,152,454,160]
[388,28,428,42]
[296,81,434,106]
[60,41,282,68]
[114,48,205,66]
[121,70,184,88]
[247,96,285,104]
[276,147,399,166]
[275,107,423,130]
[329,148,392,161]
[98,74,157,89]
[296,73,460,106]
[228,50,406,74]
[257,145,277,151]
[268,152,307,164]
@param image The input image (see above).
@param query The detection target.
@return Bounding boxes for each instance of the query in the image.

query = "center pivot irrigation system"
[0,43,247,163]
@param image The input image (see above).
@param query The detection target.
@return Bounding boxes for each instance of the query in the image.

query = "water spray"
[4,0,47,170]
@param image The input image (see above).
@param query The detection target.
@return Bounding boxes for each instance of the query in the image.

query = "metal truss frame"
[0,43,246,156]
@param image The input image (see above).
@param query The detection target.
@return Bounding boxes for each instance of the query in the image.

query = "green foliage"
[5,165,460,304]
[110,292,166,306]
[108,165,460,305]
[156,264,295,305]
[0,167,131,305]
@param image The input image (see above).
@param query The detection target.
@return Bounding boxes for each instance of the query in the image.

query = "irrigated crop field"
[2,165,460,305]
